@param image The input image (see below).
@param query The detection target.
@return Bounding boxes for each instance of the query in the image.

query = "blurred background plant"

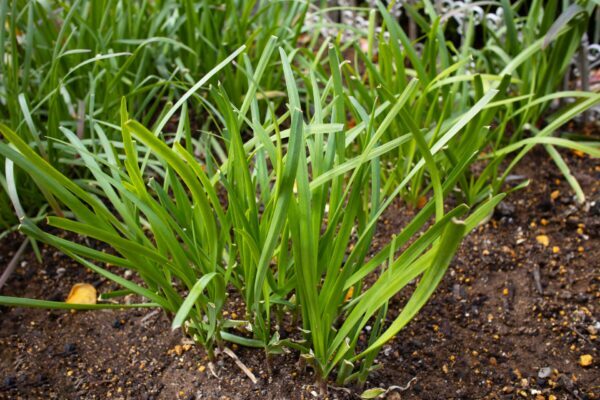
[307,0,598,206]
[0,0,309,230]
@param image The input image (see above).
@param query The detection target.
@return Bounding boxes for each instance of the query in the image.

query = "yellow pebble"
[174,345,183,356]
[536,235,549,247]
[579,354,593,367]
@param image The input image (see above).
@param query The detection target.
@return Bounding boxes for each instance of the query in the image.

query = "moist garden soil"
[0,148,598,400]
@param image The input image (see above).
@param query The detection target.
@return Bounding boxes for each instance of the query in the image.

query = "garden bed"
[1,148,598,400]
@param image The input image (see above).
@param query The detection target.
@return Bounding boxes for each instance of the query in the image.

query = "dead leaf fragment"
[344,287,354,302]
[66,283,97,304]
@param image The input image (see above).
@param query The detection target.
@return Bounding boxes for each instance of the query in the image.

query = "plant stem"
[0,238,29,292]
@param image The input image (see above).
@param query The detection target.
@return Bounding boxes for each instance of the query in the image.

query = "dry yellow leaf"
[66,283,97,304]
[344,286,354,302]
[536,235,549,247]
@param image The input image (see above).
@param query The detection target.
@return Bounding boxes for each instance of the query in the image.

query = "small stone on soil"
[63,342,77,355]
[579,354,593,367]
[495,201,515,218]
[113,318,125,329]
[536,235,550,247]
[3,375,16,389]
[538,367,552,379]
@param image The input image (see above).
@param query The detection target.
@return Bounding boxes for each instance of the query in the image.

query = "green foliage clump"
[0,0,598,393]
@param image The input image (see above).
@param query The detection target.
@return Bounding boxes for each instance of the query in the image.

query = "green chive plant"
[0,41,507,392]
[0,0,309,128]
[0,0,310,233]
[337,1,599,207]
[472,0,595,128]
[468,0,600,202]
[0,2,598,395]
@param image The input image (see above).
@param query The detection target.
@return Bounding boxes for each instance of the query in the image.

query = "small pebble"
[113,319,125,329]
[3,376,16,389]
[63,343,77,355]
[536,235,549,247]
[579,354,593,367]
[538,367,552,379]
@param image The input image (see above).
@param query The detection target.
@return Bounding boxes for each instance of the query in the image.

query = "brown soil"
[0,149,598,400]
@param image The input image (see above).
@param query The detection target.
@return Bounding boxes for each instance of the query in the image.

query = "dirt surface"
[0,148,598,400]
